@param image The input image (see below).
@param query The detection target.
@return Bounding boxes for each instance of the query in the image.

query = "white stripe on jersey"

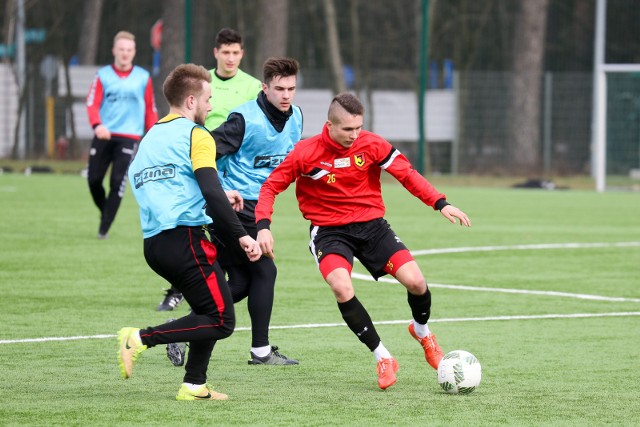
[379,149,400,170]
[305,169,331,180]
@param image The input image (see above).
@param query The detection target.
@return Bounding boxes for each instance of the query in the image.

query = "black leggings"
[140,226,235,384]
[87,136,136,235]
[226,256,277,348]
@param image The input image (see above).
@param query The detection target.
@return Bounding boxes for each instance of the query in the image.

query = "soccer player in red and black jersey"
[255,93,471,390]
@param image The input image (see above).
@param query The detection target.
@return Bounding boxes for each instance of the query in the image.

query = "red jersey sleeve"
[86,74,104,127]
[255,148,300,224]
[382,148,446,209]
[143,77,158,132]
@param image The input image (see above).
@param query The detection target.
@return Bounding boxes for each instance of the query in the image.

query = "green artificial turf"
[0,172,638,426]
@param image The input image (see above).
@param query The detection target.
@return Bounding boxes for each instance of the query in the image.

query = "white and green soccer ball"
[437,350,482,394]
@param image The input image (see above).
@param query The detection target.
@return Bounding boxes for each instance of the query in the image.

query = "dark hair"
[262,57,300,85]
[163,63,211,107]
[328,93,364,121]
[215,28,242,48]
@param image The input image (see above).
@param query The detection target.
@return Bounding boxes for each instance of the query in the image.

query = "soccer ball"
[437,350,482,394]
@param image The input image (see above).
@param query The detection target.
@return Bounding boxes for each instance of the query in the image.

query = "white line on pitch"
[352,272,640,303]
[1,312,639,345]
[410,241,640,256]
[270,311,640,327]
[2,242,637,346]
[352,240,640,303]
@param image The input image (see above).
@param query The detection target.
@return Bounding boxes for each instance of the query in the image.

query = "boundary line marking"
[353,241,640,303]
[2,311,639,345]
[2,241,638,346]
[352,273,640,303]
[410,241,640,256]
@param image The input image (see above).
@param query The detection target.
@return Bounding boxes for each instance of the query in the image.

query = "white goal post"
[592,0,640,192]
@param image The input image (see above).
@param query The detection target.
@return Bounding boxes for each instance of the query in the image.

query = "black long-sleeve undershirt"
[194,167,247,240]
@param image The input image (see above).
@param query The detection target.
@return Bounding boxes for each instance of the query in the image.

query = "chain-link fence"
[4,64,640,184]
[2,0,640,188]
[454,71,592,176]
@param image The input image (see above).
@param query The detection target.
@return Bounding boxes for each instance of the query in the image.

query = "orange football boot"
[408,323,444,370]
[376,357,399,390]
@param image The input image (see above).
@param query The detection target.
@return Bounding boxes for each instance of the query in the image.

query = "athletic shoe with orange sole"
[376,357,399,390]
[408,323,444,370]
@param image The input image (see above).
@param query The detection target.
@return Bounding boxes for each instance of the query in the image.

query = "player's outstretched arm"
[440,205,471,227]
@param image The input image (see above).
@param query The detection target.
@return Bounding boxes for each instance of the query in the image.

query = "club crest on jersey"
[334,157,351,168]
[354,153,366,168]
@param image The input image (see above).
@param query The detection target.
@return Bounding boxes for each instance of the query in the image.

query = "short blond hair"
[113,31,135,45]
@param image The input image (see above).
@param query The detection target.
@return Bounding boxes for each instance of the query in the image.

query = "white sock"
[251,345,271,358]
[413,320,431,338]
[373,342,392,361]
[183,382,204,391]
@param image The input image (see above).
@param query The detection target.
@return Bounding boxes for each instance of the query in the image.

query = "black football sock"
[407,288,431,325]
[338,296,380,351]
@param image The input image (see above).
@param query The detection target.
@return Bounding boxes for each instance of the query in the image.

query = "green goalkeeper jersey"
[205,68,262,131]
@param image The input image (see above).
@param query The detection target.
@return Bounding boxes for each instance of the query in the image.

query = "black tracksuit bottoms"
[138,226,235,385]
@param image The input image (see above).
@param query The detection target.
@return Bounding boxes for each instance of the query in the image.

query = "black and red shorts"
[309,218,409,279]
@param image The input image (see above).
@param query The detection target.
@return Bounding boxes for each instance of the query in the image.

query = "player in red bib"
[255,93,471,390]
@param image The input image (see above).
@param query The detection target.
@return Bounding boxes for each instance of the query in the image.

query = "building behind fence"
[1,62,639,183]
